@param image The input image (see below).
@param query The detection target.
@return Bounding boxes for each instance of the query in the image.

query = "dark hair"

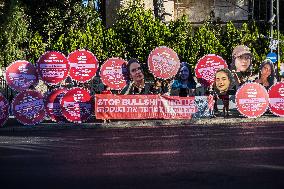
[259,59,275,87]
[230,56,253,76]
[213,68,235,94]
[176,62,196,87]
[127,58,140,75]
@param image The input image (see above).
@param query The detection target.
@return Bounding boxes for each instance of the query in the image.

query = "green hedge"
[0,1,283,76]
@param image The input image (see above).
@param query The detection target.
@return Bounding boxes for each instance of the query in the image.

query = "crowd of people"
[104,45,278,117]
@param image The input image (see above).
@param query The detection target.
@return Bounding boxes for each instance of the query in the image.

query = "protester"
[120,58,152,95]
[230,45,253,89]
[213,68,235,117]
[254,59,276,90]
[170,62,196,97]
[150,78,164,95]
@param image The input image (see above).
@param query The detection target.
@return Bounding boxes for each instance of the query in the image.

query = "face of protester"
[215,71,230,93]
[235,54,252,72]
[261,63,272,78]
[129,62,144,83]
[180,66,189,81]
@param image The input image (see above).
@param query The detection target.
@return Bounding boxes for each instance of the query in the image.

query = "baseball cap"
[232,45,252,57]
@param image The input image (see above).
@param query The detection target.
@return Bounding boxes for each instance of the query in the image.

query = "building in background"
[96,0,282,30]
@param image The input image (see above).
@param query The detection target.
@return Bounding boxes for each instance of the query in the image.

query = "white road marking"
[252,164,284,170]
[219,146,284,151]
[102,150,180,156]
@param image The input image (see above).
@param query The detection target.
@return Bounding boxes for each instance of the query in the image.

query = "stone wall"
[105,0,250,27]
[175,0,249,23]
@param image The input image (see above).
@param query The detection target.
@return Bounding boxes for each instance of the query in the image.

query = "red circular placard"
[12,90,46,125]
[268,82,284,117]
[100,58,127,90]
[37,51,69,85]
[148,46,180,79]
[5,60,38,92]
[60,88,92,123]
[195,54,227,87]
[0,93,9,127]
[45,88,68,122]
[236,83,269,118]
[68,49,98,82]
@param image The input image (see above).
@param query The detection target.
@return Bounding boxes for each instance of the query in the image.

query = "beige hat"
[232,45,252,57]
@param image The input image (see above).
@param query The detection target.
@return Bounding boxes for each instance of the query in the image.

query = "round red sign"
[68,49,98,82]
[5,60,38,92]
[195,54,227,87]
[100,58,127,90]
[236,83,269,118]
[0,93,9,127]
[12,90,46,125]
[37,51,69,85]
[45,88,68,122]
[60,88,92,123]
[148,46,180,79]
[268,82,284,117]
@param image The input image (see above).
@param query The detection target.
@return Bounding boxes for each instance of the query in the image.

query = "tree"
[112,0,171,78]
[0,0,30,67]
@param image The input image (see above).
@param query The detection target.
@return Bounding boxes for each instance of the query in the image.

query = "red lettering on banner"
[95,95,198,119]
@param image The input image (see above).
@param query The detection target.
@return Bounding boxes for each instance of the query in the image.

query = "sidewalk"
[1,112,284,132]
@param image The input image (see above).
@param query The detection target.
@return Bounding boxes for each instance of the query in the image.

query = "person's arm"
[120,82,133,95]
[169,80,180,96]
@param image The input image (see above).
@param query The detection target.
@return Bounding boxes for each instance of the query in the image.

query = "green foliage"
[167,15,197,68]
[0,0,30,66]
[113,1,170,61]
[102,28,125,61]
[194,22,226,64]
[27,31,46,64]
[0,0,283,75]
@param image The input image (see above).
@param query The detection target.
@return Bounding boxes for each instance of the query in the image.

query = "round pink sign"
[100,58,127,90]
[236,83,269,118]
[12,90,46,125]
[268,82,284,117]
[5,60,38,92]
[61,88,92,123]
[195,54,227,87]
[68,49,98,82]
[0,93,9,127]
[37,51,69,85]
[45,88,68,122]
[148,46,180,79]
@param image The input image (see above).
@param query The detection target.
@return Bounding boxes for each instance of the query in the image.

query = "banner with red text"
[95,95,211,119]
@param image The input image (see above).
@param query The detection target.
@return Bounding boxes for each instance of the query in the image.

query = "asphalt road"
[1,122,284,189]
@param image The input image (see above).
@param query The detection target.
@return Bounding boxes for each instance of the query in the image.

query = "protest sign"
[37,51,69,85]
[268,82,284,117]
[61,88,92,123]
[100,58,127,90]
[236,83,269,118]
[148,46,180,79]
[95,95,211,119]
[5,60,38,92]
[195,54,227,87]
[68,49,98,82]
[12,90,46,125]
[45,88,68,122]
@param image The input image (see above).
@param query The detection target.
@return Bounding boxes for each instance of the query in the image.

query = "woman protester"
[213,68,235,117]
[254,59,276,90]
[230,45,253,89]
[170,62,196,97]
[120,58,152,95]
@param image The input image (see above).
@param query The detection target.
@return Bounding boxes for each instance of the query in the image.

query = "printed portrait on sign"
[213,69,235,95]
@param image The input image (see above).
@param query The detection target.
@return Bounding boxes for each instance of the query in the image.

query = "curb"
[1,114,284,132]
